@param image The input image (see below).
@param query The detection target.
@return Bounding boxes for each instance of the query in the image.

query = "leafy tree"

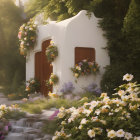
[122,0,140,83]
[0,0,25,93]
[25,0,92,21]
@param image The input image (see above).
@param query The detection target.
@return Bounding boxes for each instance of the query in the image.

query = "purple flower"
[60,82,75,94]
[48,110,59,120]
[85,83,101,95]
[4,126,8,131]
[78,62,83,66]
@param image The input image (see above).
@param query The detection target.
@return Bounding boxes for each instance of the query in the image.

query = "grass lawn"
[19,97,90,114]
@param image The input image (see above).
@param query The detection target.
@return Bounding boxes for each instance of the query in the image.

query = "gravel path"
[0,92,56,140]
[0,92,23,105]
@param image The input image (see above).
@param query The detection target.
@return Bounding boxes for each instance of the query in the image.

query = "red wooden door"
[35,40,52,96]
[35,52,42,92]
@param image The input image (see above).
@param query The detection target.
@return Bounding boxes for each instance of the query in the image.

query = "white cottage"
[26,10,110,96]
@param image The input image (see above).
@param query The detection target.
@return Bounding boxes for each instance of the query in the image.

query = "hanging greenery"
[71,59,99,78]
[46,73,59,88]
[46,41,58,62]
[25,78,40,94]
[18,19,37,56]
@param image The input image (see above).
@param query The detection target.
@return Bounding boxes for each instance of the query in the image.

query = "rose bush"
[46,41,58,62]
[0,104,23,140]
[53,74,140,140]
[18,19,37,56]
[46,73,59,89]
[25,78,40,94]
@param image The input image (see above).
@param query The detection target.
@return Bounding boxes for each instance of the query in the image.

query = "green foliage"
[123,0,140,34]
[46,73,59,89]
[20,97,92,114]
[71,60,99,78]
[25,0,92,21]
[25,78,40,94]
[0,104,25,120]
[7,82,28,100]
[93,0,140,94]
[25,0,50,18]
[101,64,128,95]
[53,77,140,139]
[18,19,37,56]
[0,0,25,94]
[122,0,140,84]
[46,44,58,62]
[42,120,58,135]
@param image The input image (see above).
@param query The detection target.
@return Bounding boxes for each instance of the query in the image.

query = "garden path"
[0,92,56,140]
[0,92,23,105]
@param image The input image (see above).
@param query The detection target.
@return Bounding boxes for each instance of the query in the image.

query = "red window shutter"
[75,47,95,64]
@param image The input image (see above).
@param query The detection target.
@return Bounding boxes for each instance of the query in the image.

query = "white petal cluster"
[53,74,140,140]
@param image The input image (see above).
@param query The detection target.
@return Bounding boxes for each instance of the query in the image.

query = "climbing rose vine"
[53,74,140,140]
[46,41,58,62]
[18,19,37,56]
[25,78,40,94]
[46,73,59,89]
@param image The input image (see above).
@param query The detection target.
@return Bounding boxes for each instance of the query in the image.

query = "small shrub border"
[53,74,140,140]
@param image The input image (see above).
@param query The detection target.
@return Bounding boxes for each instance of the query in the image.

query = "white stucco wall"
[26,10,110,94]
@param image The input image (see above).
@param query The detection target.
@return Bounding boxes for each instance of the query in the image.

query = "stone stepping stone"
[15,118,27,126]
[32,122,43,129]
[25,133,39,140]
[42,134,52,140]
[5,132,26,140]
[11,126,25,133]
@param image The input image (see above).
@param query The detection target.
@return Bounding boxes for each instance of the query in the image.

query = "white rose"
[107,130,116,138]
[116,129,125,137]
[88,129,95,138]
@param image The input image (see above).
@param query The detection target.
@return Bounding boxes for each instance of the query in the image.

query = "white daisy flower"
[107,130,116,138]
[123,74,133,81]
[125,132,132,140]
[116,129,125,137]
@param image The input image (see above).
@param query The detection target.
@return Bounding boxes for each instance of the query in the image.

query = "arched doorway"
[35,40,53,96]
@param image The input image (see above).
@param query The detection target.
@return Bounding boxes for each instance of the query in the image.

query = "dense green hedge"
[0,0,25,94]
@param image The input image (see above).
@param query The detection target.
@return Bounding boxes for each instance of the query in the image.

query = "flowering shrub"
[60,82,75,94]
[46,73,59,88]
[71,59,99,78]
[85,83,101,96]
[25,78,40,94]
[48,92,59,98]
[53,74,140,140]
[18,19,37,56]
[0,104,22,140]
[0,120,11,140]
[46,41,58,62]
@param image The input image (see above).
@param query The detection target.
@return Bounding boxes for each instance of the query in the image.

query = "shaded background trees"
[0,0,25,94]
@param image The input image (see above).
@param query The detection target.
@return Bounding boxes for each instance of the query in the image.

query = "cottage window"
[75,47,95,64]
